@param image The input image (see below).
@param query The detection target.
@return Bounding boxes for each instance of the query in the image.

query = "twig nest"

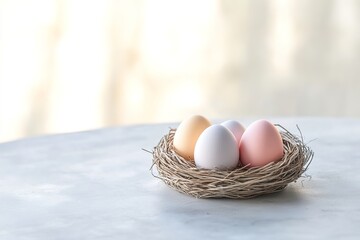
[150,125,314,199]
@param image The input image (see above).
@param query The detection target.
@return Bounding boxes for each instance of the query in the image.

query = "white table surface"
[0,118,359,240]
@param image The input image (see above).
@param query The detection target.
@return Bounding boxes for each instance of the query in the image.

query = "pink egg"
[239,120,284,167]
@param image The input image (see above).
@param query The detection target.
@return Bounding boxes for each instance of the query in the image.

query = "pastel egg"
[194,125,239,170]
[239,120,284,167]
[173,115,211,160]
[221,120,245,144]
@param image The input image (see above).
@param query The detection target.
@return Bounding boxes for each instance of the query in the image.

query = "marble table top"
[0,118,359,240]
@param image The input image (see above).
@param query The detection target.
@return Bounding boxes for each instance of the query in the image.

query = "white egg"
[221,120,245,144]
[194,125,239,170]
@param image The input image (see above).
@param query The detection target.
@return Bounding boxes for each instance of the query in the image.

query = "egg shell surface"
[194,125,239,170]
[221,120,246,144]
[173,115,211,160]
[239,120,284,167]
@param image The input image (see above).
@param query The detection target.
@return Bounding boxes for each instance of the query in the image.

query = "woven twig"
[150,125,314,199]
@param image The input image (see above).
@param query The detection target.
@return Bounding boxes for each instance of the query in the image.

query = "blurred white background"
[1,0,360,142]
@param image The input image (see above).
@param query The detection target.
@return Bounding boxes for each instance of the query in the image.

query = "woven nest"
[149,125,314,199]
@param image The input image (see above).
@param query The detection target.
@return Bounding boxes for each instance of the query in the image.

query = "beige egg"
[173,115,211,160]
[239,119,284,167]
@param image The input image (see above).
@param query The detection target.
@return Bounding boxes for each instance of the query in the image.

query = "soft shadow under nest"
[150,125,314,199]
